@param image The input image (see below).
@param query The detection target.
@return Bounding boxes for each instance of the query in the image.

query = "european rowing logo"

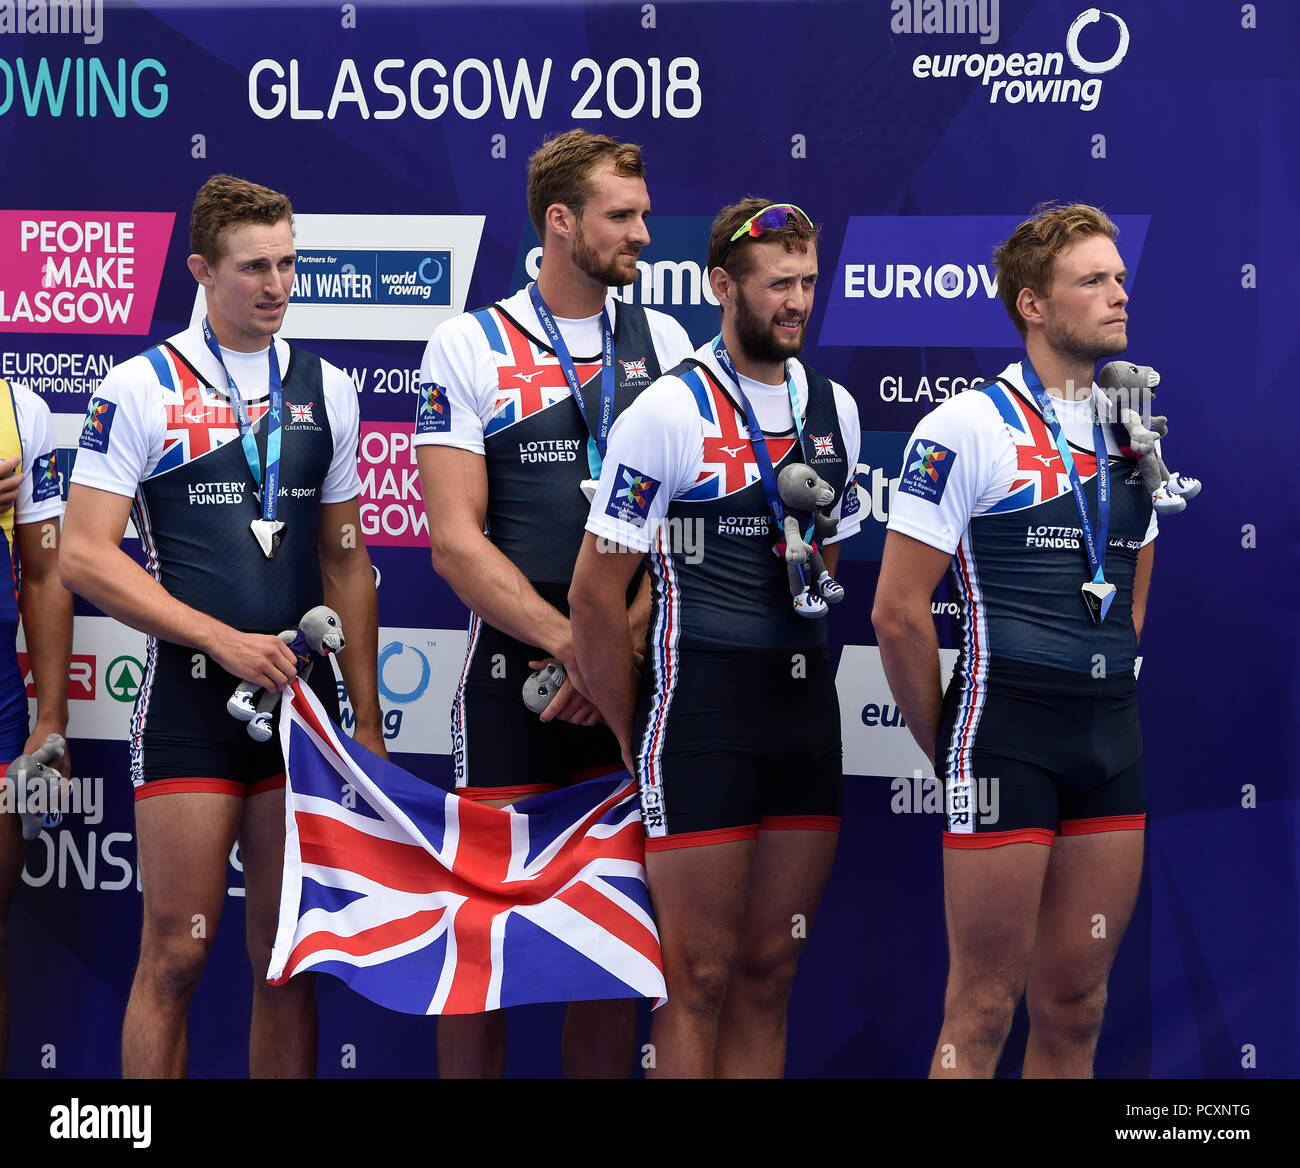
[289,401,315,425]
[604,463,660,528]
[78,397,116,453]
[32,451,61,503]
[899,438,956,504]
[619,358,649,383]
[416,380,451,434]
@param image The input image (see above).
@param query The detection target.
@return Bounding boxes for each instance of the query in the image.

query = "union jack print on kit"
[677,368,796,500]
[979,382,1099,514]
[268,682,666,1014]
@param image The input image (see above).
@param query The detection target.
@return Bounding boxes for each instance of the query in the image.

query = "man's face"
[196,219,296,351]
[568,161,651,289]
[1037,233,1129,363]
[731,239,818,366]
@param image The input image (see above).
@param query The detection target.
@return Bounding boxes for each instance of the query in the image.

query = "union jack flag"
[267,682,666,1015]
[619,358,649,380]
[810,432,835,457]
[289,402,315,424]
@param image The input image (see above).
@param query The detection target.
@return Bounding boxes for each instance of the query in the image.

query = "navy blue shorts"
[936,658,1145,848]
[632,643,843,850]
[451,612,624,800]
[130,637,340,801]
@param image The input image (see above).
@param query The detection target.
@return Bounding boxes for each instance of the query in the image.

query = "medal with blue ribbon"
[201,316,285,559]
[527,284,615,501]
[1022,361,1114,623]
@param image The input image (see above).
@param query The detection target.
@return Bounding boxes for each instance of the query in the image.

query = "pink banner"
[0,210,174,335]
[358,422,428,548]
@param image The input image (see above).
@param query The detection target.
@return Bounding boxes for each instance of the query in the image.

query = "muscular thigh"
[1028,828,1144,994]
[132,640,340,798]
[135,792,244,934]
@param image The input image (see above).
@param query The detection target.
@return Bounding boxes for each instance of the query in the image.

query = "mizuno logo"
[514,371,546,383]
[1032,454,1059,467]
[718,444,746,458]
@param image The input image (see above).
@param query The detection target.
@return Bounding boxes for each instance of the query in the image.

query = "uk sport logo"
[899,438,957,504]
[605,464,661,528]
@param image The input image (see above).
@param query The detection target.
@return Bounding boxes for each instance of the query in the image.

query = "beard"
[571,221,639,288]
[1043,312,1128,365]
[733,284,807,366]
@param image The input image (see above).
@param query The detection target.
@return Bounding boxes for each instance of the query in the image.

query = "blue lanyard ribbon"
[528,284,615,480]
[1022,361,1110,586]
[201,316,283,524]
[711,334,805,534]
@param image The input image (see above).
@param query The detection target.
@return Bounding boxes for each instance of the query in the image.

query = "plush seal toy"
[227,605,345,741]
[1098,361,1201,515]
[774,462,845,619]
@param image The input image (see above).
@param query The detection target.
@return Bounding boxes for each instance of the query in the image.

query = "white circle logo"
[1066,8,1130,75]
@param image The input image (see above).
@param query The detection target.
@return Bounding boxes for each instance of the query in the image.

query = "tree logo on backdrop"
[106,655,144,702]
[1066,8,1130,74]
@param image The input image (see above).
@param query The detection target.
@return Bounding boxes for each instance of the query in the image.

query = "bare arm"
[627,566,652,669]
[1132,541,1154,644]
[319,498,385,756]
[569,533,645,770]
[416,444,598,724]
[59,483,298,690]
[16,516,73,761]
[0,457,20,513]
[871,530,953,768]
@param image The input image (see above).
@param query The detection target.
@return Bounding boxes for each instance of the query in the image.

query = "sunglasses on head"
[717,203,813,268]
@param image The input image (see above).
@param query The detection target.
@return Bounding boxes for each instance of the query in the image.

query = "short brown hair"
[526,130,645,241]
[707,198,820,278]
[190,174,294,264]
[994,202,1118,337]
